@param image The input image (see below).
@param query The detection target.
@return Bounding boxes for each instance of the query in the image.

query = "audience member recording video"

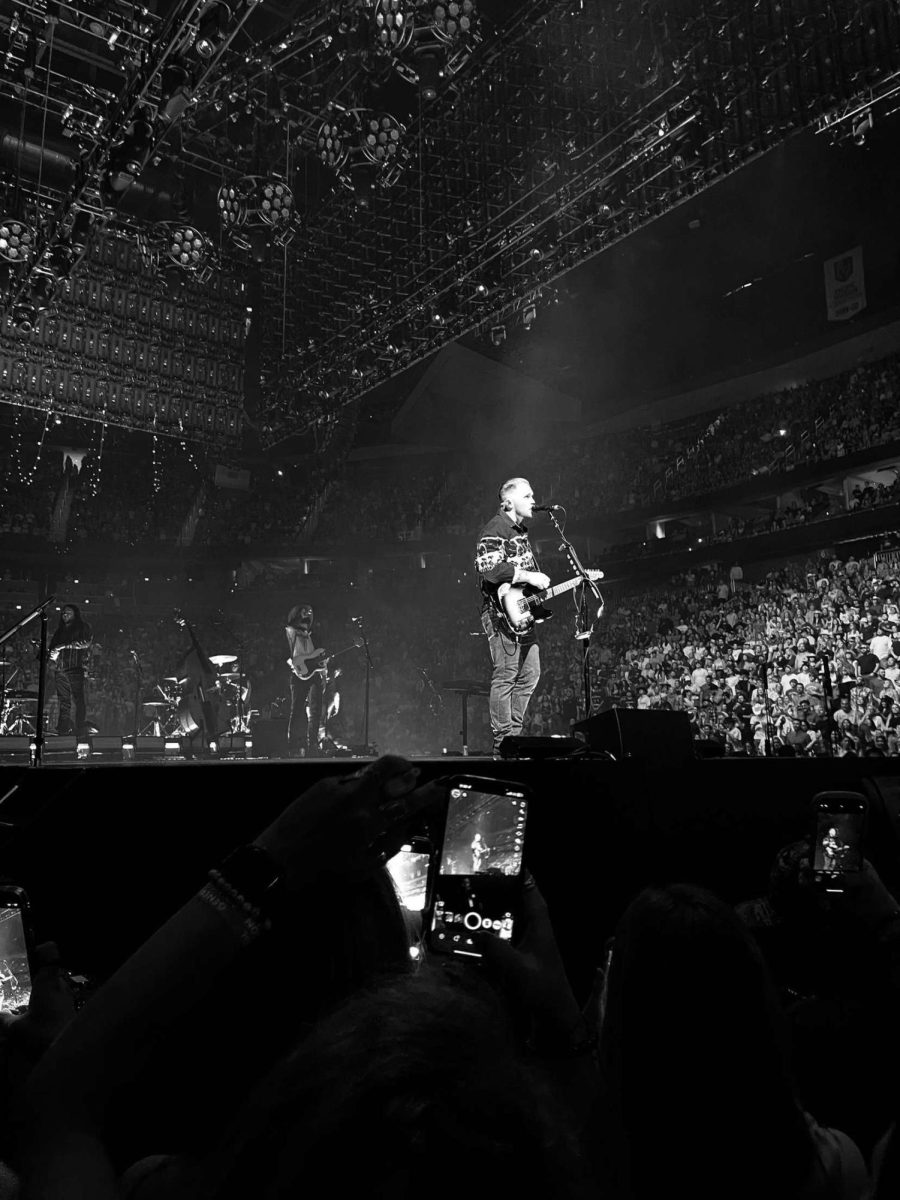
[3,758,900,1199]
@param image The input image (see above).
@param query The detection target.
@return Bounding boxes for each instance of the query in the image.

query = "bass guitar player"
[285,602,327,758]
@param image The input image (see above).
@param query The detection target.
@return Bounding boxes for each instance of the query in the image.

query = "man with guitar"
[285,603,327,757]
[48,603,93,738]
[476,478,550,755]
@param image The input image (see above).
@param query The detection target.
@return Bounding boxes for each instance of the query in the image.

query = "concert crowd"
[3,350,900,556]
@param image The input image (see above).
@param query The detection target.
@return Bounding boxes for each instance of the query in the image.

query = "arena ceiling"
[0,0,899,448]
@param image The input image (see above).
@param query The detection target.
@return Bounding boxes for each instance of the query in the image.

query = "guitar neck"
[533,576,587,605]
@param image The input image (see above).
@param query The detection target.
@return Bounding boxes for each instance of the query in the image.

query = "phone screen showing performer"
[428,777,529,959]
[0,890,33,1016]
[811,791,866,892]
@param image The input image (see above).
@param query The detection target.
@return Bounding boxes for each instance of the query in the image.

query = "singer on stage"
[48,603,93,738]
[475,478,550,755]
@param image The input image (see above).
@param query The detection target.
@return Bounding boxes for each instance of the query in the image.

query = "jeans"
[482,610,540,752]
[56,668,86,736]
[288,672,325,754]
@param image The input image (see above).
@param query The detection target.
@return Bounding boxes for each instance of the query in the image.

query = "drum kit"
[139,653,255,737]
[0,687,40,735]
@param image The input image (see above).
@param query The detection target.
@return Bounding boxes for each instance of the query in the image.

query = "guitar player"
[285,602,326,757]
[475,478,550,756]
[48,603,94,738]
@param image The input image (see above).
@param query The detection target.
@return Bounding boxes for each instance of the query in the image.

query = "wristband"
[215,844,284,916]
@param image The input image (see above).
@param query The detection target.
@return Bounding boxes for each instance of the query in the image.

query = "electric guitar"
[287,641,360,681]
[49,640,94,663]
[494,571,604,639]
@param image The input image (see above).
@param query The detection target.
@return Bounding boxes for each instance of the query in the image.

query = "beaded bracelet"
[199,879,271,947]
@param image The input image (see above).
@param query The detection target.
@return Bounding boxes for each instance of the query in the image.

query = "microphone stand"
[353,617,375,753]
[131,652,143,739]
[0,596,56,767]
[545,509,604,722]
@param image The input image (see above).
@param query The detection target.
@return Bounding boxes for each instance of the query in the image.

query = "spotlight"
[415,49,443,100]
[258,179,293,229]
[431,0,476,40]
[489,323,506,346]
[217,182,248,228]
[360,113,403,166]
[316,115,352,172]
[527,219,559,263]
[68,209,95,257]
[165,224,212,271]
[106,116,155,191]
[194,0,231,59]
[522,302,537,329]
[0,217,36,264]
[373,0,414,54]
[159,63,193,122]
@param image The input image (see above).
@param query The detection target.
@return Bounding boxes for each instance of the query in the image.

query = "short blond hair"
[498,477,529,507]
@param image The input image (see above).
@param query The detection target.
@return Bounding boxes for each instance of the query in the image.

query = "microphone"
[534,504,563,512]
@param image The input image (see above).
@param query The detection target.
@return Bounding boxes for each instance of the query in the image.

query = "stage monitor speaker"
[499,736,583,760]
[573,709,693,766]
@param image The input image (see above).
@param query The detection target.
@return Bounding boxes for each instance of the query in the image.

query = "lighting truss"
[253,0,900,445]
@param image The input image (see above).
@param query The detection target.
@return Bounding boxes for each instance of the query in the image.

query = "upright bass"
[173,610,222,753]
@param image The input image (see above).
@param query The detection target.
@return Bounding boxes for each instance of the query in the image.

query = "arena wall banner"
[824,246,866,321]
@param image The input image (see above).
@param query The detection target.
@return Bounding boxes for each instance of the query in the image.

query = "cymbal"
[164,676,189,686]
[210,654,237,667]
[142,701,171,710]
[3,689,39,702]
[218,672,244,680]
[441,679,491,695]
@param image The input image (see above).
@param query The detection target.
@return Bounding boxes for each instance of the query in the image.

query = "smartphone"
[387,837,433,913]
[0,885,35,1016]
[428,776,530,959]
[811,791,867,893]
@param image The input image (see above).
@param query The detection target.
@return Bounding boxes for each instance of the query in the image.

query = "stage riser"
[2,759,899,991]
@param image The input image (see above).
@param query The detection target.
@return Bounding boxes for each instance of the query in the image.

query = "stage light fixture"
[360,113,403,166]
[0,217,36,263]
[317,116,351,171]
[106,116,155,192]
[165,224,212,271]
[432,0,475,40]
[160,63,193,122]
[29,273,59,310]
[217,182,248,228]
[522,301,537,329]
[373,0,414,54]
[194,0,231,59]
[259,179,293,228]
[489,323,506,346]
[415,50,443,100]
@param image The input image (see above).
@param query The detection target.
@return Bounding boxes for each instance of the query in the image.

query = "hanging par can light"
[164,224,213,271]
[316,115,352,172]
[258,179,293,229]
[217,181,249,228]
[0,218,36,264]
[360,113,403,167]
[372,0,414,55]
